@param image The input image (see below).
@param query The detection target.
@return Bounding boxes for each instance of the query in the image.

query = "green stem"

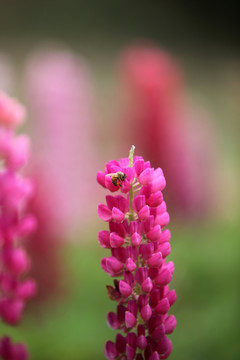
[128,145,135,221]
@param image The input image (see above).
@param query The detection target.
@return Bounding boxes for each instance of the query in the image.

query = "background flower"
[117,45,218,219]
[0,92,36,360]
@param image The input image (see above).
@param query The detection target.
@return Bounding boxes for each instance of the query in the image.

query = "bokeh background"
[0,1,239,359]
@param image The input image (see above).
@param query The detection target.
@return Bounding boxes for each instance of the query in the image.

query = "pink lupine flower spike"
[97,146,176,360]
[0,92,37,360]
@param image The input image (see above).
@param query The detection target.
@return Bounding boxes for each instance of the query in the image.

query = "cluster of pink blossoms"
[97,146,176,360]
[0,92,37,360]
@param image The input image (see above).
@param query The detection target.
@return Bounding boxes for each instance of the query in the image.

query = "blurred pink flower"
[0,92,26,129]
[21,49,97,302]
[0,92,36,359]
[24,48,96,233]
[118,45,216,217]
[0,336,28,360]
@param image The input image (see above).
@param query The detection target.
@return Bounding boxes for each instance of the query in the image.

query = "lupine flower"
[118,46,215,217]
[22,49,97,302]
[97,146,176,360]
[24,49,96,233]
[0,92,36,359]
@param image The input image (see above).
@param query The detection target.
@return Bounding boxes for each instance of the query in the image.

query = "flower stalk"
[128,145,135,222]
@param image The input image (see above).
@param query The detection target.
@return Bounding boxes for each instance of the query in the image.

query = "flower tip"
[128,145,135,167]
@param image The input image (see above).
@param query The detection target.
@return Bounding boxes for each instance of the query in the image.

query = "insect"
[106,172,127,187]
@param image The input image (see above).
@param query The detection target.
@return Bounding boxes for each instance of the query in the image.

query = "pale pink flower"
[21,49,97,302]
[23,48,96,234]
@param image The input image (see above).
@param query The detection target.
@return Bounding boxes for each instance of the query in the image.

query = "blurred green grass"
[0,221,239,359]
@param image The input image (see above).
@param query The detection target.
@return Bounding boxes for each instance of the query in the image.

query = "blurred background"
[0,1,239,359]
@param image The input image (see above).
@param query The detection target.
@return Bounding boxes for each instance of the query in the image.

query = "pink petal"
[125,311,137,328]
[126,345,136,360]
[97,204,112,221]
[167,289,177,306]
[155,268,172,286]
[152,169,166,192]
[141,277,153,293]
[131,232,141,246]
[106,195,116,210]
[110,232,125,248]
[151,324,165,341]
[136,335,147,350]
[104,341,118,360]
[96,171,106,188]
[157,242,171,258]
[119,280,132,297]
[155,212,170,227]
[112,207,125,222]
[134,158,144,176]
[149,351,160,360]
[148,252,163,268]
[105,256,124,274]
[155,298,170,314]
[138,167,154,185]
[107,311,120,329]
[158,229,171,244]
[125,258,136,272]
[98,230,111,248]
[147,225,161,241]
[146,191,163,207]
[139,242,154,260]
[133,195,145,211]
[164,315,177,334]
[138,205,150,220]
[140,304,152,321]
[156,337,172,357]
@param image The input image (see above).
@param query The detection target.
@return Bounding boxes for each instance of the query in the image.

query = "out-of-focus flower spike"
[118,45,217,218]
[23,48,97,233]
[0,92,36,359]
